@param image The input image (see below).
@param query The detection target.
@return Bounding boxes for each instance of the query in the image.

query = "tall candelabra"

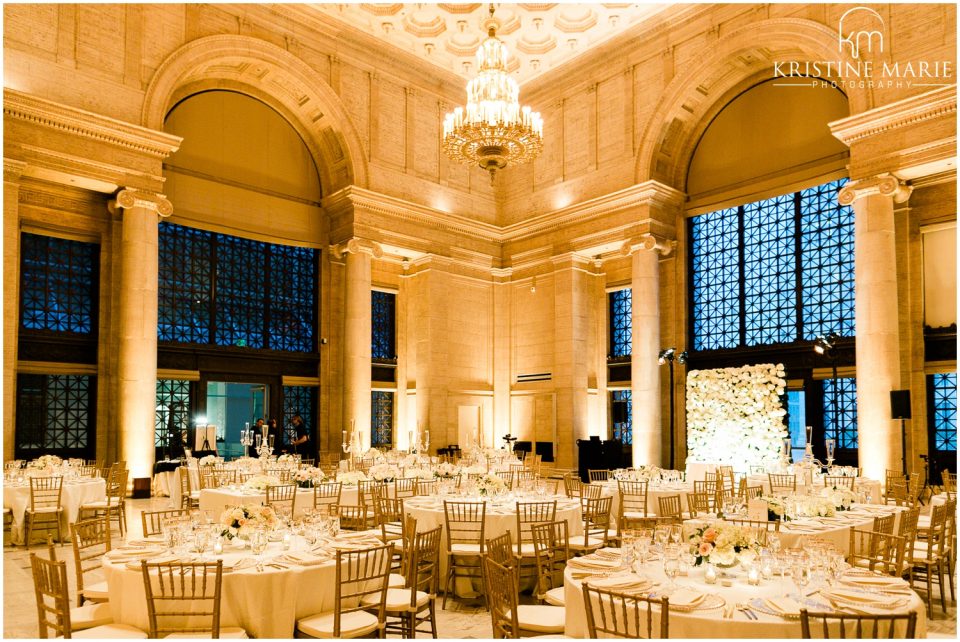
[256,434,274,458]
[240,423,254,458]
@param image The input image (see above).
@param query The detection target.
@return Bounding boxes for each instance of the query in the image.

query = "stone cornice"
[4,88,182,159]
[4,158,27,183]
[829,85,957,147]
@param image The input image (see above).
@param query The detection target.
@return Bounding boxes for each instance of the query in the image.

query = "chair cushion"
[80,501,111,509]
[67,623,148,638]
[296,610,380,638]
[80,580,110,602]
[622,511,647,520]
[164,627,248,638]
[569,535,608,550]
[543,586,565,607]
[387,573,407,588]
[450,543,483,554]
[517,542,537,556]
[361,587,430,611]
[27,507,63,514]
[71,602,114,629]
[513,605,565,633]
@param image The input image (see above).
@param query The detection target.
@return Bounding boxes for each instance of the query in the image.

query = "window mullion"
[737,205,746,348]
[794,191,804,342]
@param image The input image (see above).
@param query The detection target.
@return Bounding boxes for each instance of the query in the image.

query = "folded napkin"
[841,574,910,589]
[821,588,902,608]
[568,557,620,570]
[125,554,181,570]
[107,547,166,561]
[764,596,802,617]
[125,538,165,547]
[280,552,329,567]
[585,575,653,592]
[668,588,706,608]
[330,538,383,550]
[594,548,623,560]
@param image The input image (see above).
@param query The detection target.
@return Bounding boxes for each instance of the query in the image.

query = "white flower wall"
[686,363,789,469]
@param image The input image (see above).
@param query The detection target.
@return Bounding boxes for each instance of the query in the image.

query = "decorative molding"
[4,158,27,183]
[829,85,957,146]
[329,237,384,259]
[620,233,676,257]
[114,188,174,217]
[838,173,913,206]
[4,89,181,159]
[17,361,98,375]
[157,369,201,381]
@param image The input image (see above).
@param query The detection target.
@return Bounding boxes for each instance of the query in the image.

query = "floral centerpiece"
[369,463,400,482]
[401,454,419,469]
[219,504,278,540]
[474,473,508,497]
[434,462,458,479]
[293,468,325,488]
[405,467,435,481]
[613,466,660,482]
[199,455,220,467]
[796,495,836,518]
[30,455,62,470]
[277,454,294,464]
[763,495,792,521]
[337,470,368,486]
[243,474,282,491]
[822,486,857,511]
[686,521,758,567]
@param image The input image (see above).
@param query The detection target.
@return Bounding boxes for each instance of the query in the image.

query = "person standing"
[267,418,282,452]
[290,415,310,454]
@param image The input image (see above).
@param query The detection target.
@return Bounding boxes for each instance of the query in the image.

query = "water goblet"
[669,523,683,546]
[654,525,670,556]
[791,560,811,600]
[662,544,681,589]
[194,529,210,559]
[250,529,268,570]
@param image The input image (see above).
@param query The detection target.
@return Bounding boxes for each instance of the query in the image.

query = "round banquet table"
[563,551,927,638]
[102,537,367,639]
[684,504,905,557]
[404,493,583,591]
[199,487,319,519]
[593,480,693,520]
[748,475,882,504]
[3,477,106,545]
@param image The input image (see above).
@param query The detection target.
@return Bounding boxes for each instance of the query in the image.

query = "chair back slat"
[800,608,917,638]
[583,583,669,638]
[142,560,224,638]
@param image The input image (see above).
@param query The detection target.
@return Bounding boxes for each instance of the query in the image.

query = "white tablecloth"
[749,475,882,504]
[103,540,339,638]
[594,480,694,520]
[199,487,317,519]
[3,478,106,545]
[563,551,926,637]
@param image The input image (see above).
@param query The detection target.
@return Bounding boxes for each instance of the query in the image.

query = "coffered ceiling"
[311,3,673,85]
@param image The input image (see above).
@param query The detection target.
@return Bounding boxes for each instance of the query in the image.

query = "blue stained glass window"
[823,377,857,449]
[16,374,94,454]
[611,390,632,445]
[20,233,98,334]
[158,223,316,352]
[282,386,316,446]
[371,391,394,446]
[608,289,633,357]
[800,179,855,340]
[690,180,854,350]
[743,194,796,345]
[691,207,740,350]
[930,373,957,452]
[372,291,396,360]
[155,380,191,448]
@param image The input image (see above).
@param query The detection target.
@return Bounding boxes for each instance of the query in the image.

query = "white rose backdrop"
[686,363,788,469]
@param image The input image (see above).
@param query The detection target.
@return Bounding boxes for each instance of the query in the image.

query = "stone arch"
[142,35,367,193]
[636,18,871,189]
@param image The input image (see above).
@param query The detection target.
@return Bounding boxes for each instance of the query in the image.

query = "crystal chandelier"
[442,6,543,183]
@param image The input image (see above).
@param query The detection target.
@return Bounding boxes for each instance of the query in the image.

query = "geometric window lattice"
[690,179,855,351]
[930,373,957,452]
[371,391,394,447]
[15,374,94,455]
[155,380,191,448]
[608,289,633,357]
[611,389,633,445]
[158,222,317,352]
[743,194,796,345]
[20,233,99,334]
[158,225,212,344]
[282,385,316,447]
[800,179,855,340]
[372,290,396,360]
[823,377,858,450]
[690,207,741,350]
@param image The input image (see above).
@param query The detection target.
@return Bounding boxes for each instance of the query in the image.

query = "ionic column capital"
[112,188,173,218]
[838,174,913,206]
[620,233,676,257]
[330,237,384,260]
[4,158,27,183]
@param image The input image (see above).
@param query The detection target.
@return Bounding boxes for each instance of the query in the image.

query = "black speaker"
[890,390,912,420]
[611,402,628,424]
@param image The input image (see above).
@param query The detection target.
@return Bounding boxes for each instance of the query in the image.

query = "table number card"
[748,498,768,521]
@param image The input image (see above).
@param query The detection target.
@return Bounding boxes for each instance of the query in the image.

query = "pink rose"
[702,528,717,544]
[237,518,246,526]
[698,542,713,557]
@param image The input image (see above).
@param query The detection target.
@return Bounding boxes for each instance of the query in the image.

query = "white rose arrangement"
[686,363,788,469]
[474,473,508,497]
[686,521,758,567]
[406,467,435,481]
[369,463,400,482]
[434,462,458,478]
[199,455,220,467]
[337,470,369,486]
[30,455,63,471]
[219,504,279,540]
[821,486,857,511]
[293,468,325,488]
[243,474,282,491]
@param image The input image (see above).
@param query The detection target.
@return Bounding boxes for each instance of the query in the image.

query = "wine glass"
[250,529,268,571]
[162,519,177,554]
[669,523,683,546]
[791,560,811,600]
[662,544,681,589]
[654,525,670,556]
[194,529,210,560]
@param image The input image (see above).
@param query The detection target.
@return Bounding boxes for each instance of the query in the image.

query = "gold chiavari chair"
[495,470,514,489]
[657,494,684,523]
[485,531,519,586]
[824,476,855,489]
[442,500,486,609]
[374,496,405,544]
[895,505,920,579]
[515,500,556,583]
[313,481,343,510]
[31,552,146,639]
[414,478,437,496]
[847,528,906,578]
[140,560,248,638]
[909,501,951,615]
[616,480,648,541]
[179,466,200,509]
[296,544,393,638]
[331,504,370,532]
[25,476,64,548]
[531,520,571,607]
[395,478,417,499]
[265,468,293,482]
[562,473,581,498]
[484,555,564,638]
[799,609,917,639]
[588,469,610,483]
[583,583,669,638]
[740,484,764,500]
[768,473,797,493]
[872,513,896,535]
[686,490,714,518]
[571,496,612,555]
[265,483,297,515]
[141,509,191,538]
[70,517,112,607]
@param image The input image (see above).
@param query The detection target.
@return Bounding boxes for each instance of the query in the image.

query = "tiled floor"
[3,497,957,638]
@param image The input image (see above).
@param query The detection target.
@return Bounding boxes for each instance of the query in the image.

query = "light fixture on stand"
[658,348,687,470]
[442,4,543,183]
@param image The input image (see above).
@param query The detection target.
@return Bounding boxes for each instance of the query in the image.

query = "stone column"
[112,188,172,481]
[624,235,673,467]
[333,238,382,451]
[838,175,912,482]
[3,160,26,460]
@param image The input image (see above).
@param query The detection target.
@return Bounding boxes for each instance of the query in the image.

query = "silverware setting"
[736,603,758,620]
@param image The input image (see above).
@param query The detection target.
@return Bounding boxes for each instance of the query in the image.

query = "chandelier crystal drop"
[442,8,543,183]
